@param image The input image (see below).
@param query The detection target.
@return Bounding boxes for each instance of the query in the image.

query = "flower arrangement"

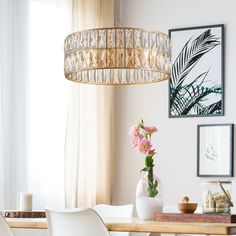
[128,119,158,198]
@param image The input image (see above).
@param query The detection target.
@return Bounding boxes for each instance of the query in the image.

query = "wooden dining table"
[5,217,236,235]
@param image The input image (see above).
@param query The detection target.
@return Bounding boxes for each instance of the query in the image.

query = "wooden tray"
[2,210,46,218]
[153,213,236,223]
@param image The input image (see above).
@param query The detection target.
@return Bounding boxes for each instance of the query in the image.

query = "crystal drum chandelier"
[64,0,171,85]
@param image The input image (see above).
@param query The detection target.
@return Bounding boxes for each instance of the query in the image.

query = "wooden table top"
[6,217,236,235]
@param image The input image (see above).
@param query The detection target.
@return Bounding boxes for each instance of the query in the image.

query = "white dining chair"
[45,208,111,236]
[0,214,14,236]
[93,204,134,236]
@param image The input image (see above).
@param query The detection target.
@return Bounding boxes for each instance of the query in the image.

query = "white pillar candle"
[17,192,32,211]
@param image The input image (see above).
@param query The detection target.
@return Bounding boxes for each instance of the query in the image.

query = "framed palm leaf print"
[169,25,224,118]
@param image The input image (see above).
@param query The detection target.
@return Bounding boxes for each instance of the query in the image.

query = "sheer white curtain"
[64,0,115,207]
[0,0,30,209]
[27,0,72,209]
[0,0,72,210]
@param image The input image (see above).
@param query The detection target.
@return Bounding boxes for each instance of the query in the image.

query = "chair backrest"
[0,214,14,236]
[93,204,134,236]
[46,208,111,236]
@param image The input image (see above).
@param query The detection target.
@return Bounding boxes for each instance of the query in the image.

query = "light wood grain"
[153,213,236,223]
[6,217,236,235]
[2,210,46,218]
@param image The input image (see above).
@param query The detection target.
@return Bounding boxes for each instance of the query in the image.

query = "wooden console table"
[6,217,236,235]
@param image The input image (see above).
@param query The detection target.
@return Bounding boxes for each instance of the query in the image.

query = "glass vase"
[202,181,232,214]
[136,173,163,220]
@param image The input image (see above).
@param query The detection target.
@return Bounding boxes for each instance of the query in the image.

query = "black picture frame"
[169,24,224,118]
[197,124,234,177]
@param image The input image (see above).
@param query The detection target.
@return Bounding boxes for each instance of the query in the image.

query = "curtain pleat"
[0,0,30,209]
[65,0,115,208]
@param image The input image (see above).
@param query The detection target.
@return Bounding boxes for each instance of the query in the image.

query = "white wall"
[113,0,236,207]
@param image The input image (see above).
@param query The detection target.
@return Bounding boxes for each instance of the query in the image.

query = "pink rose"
[130,134,144,148]
[137,138,151,155]
[128,125,140,136]
[144,126,158,135]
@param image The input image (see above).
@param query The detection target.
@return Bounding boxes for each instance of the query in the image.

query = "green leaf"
[139,119,144,128]
[171,29,220,91]
[140,167,150,172]
[154,180,158,188]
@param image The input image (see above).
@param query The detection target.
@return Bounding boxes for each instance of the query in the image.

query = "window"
[27,0,72,208]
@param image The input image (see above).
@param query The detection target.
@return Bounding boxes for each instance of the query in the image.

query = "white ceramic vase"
[136,174,163,220]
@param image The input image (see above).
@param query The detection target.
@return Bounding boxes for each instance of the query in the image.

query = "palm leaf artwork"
[170,28,223,116]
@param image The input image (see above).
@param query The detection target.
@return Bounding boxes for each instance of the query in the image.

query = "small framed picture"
[169,24,224,118]
[197,124,234,177]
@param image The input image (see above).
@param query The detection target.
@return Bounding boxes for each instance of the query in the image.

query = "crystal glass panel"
[64,56,70,73]
[149,50,156,69]
[77,51,83,69]
[82,50,89,68]
[89,70,95,83]
[156,53,162,70]
[97,69,103,83]
[98,29,106,48]
[134,30,141,48]
[142,49,147,67]
[67,35,72,51]
[75,52,80,70]
[156,33,160,52]
[69,35,74,50]
[150,32,156,50]
[116,69,121,83]
[165,35,171,53]
[81,32,88,49]
[97,49,106,68]
[90,30,97,48]
[105,69,111,84]
[128,69,132,83]
[142,31,149,49]
[113,69,119,84]
[82,71,88,82]
[89,49,97,68]
[121,69,127,83]
[134,48,143,68]
[126,49,134,67]
[137,69,142,82]
[125,29,133,48]
[69,54,75,71]
[116,29,124,48]
[158,34,164,52]
[73,35,78,50]
[107,29,115,48]
[107,49,115,67]
[116,49,125,67]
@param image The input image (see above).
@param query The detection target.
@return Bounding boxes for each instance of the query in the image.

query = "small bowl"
[178,203,198,214]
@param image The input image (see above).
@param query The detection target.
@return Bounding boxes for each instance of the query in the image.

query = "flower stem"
[145,156,158,198]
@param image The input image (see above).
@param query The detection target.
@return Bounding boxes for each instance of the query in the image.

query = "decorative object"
[64,28,171,85]
[169,24,224,117]
[202,181,233,214]
[178,196,198,214]
[128,120,163,220]
[197,124,234,177]
[17,193,32,211]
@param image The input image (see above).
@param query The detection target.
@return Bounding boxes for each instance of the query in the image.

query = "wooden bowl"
[178,203,198,214]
